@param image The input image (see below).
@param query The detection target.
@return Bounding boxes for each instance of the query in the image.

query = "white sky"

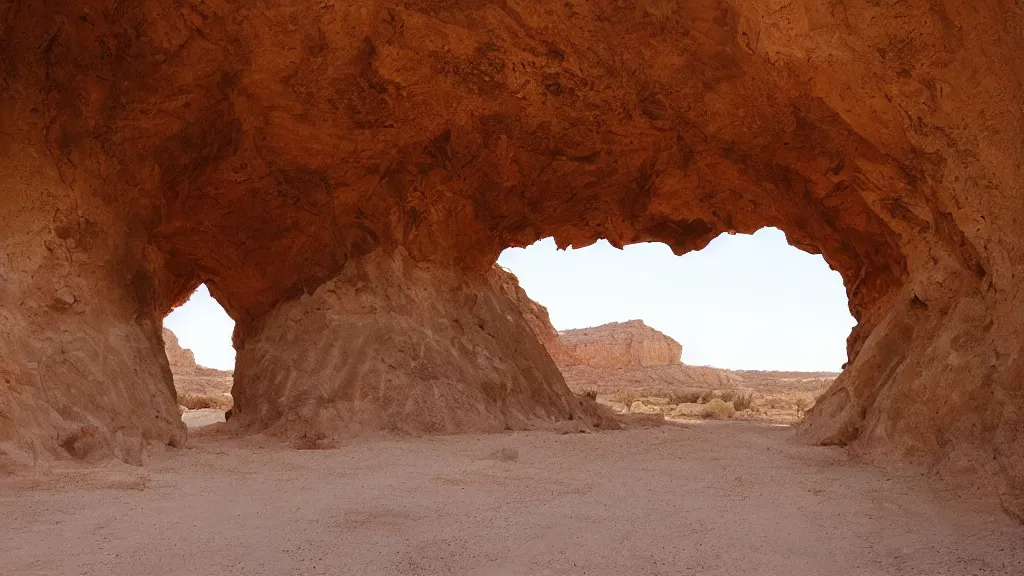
[164,227,855,372]
[497,228,855,371]
[163,284,237,371]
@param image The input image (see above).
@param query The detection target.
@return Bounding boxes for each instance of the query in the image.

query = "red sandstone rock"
[0,0,1021,517]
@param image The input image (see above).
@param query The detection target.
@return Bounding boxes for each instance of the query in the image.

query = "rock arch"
[1,0,1021,513]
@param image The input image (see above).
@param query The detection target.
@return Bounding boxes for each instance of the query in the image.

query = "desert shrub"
[613,390,639,407]
[732,392,754,412]
[793,395,813,420]
[668,390,702,404]
[179,393,233,411]
[701,398,734,420]
[581,389,598,401]
[698,389,718,404]
[761,396,792,410]
[747,397,766,415]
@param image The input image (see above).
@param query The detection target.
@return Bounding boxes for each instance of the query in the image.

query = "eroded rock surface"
[1,0,1021,515]
[231,250,615,439]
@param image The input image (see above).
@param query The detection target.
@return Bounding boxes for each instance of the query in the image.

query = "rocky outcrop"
[231,250,614,439]
[163,329,198,373]
[559,320,682,368]
[1,0,1022,516]
[548,321,834,396]
[162,329,233,400]
[0,143,186,465]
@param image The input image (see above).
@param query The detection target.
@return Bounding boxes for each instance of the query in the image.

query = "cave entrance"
[498,227,855,424]
[162,284,236,429]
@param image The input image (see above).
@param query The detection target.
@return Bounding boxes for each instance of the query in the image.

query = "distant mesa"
[558,320,682,369]
[544,319,836,397]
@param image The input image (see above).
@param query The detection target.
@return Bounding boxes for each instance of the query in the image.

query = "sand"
[2,422,1021,575]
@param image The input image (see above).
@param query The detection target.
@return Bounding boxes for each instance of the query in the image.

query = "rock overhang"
[0,0,1021,518]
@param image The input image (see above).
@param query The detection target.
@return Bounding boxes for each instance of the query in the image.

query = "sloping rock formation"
[559,320,682,368]
[232,251,613,439]
[1,0,1021,515]
[549,320,735,391]
[493,267,575,366]
[559,362,836,398]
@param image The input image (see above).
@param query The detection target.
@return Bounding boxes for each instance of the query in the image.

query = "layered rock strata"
[559,320,682,368]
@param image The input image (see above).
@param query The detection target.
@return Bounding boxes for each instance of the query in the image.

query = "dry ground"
[600,386,827,424]
[2,422,1021,576]
[564,364,837,424]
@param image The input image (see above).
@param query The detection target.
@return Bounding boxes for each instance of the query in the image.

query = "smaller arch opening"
[162,284,236,429]
[498,227,856,423]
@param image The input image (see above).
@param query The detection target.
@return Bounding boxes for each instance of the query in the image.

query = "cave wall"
[0,102,185,467]
[1,0,1021,512]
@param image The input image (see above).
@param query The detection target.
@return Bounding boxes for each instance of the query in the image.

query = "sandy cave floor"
[1,421,1022,576]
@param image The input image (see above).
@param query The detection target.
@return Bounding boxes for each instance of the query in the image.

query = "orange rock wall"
[0,0,1021,514]
[0,135,185,466]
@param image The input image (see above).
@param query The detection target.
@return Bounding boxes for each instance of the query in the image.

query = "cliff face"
[559,321,682,368]
[1,0,1022,516]
[162,329,198,374]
